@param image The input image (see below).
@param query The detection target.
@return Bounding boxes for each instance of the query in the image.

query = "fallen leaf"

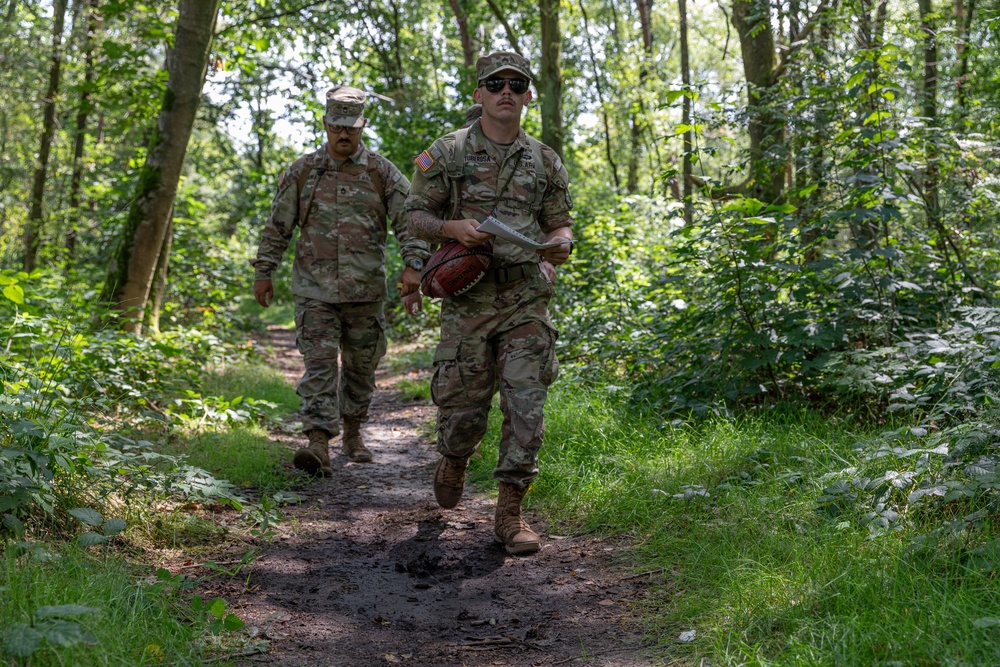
[678,630,696,643]
[597,599,615,606]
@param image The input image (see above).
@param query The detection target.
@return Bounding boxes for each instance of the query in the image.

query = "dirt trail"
[230,325,658,666]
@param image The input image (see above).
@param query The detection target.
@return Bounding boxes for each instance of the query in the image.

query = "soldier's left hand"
[398,267,422,296]
[538,231,573,266]
[402,291,423,316]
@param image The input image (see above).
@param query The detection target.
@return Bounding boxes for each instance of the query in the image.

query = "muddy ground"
[215,326,665,666]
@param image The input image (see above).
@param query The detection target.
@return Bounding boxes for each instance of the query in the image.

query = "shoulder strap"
[297,164,311,195]
[526,136,548,197]
[296,163,325,228]
[445,127,471,220]
[367,160,386,201]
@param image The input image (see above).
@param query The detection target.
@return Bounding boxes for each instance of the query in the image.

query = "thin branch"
[578,0,620,190]
[771,0,833,83]
[218,0,331,35]
[714,0,731,60]
[484,0,523,56]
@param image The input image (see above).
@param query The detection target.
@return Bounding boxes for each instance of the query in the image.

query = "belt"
[482,262,540,284]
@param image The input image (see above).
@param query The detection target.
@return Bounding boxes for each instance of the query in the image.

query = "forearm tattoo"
[409,210,450,244]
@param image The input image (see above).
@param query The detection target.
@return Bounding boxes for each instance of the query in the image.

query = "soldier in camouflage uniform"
[462,103,482,128]
[251,86,430,475]
[406,52,574,555]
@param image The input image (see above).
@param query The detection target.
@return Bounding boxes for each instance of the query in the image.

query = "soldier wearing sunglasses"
[251,86,430,474]
[405,52,574,555]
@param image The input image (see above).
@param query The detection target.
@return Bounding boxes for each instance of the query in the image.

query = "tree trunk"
[919,0,948,278]
[447,0,475,68]
[538,0,563,157]
[956,0,976,119]
[636,0,652,49]
[679,0,693,226]
[23,0,69,272]
[627,116,640,193]
[578,0,619,191]
[144,211,173,335]
[100,0,221,334]
[731,0,785,203]
[67,0,98,265]
[627,0,654,194]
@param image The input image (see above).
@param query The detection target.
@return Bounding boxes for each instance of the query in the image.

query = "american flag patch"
[415,150,434,172]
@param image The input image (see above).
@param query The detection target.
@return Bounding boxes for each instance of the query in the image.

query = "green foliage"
[395,377,431,402]
[0,546,214,666]
[189,593,244,636]
[485,382,1000,666]
[2,604,99,659]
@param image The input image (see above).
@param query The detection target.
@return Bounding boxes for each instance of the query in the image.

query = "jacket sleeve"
[538,147,574,235]
[403,140,452,244]
[249,162,303,281]
[384,160,431,264]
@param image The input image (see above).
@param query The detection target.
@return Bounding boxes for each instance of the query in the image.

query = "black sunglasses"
[328,124,363,135]
[481,77,530,94]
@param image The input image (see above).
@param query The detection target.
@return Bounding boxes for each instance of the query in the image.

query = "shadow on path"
[232,327,659,667]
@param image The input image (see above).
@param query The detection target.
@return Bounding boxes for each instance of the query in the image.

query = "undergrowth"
[470,382,1000,666]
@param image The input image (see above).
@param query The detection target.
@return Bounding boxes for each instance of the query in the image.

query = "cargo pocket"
[430,342,464,407]
[293,304,308,355]
[539,325,559,387]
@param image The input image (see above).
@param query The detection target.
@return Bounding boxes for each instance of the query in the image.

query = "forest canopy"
[3,0,1000,409]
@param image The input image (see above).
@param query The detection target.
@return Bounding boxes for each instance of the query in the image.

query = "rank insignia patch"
[415,150,435,172]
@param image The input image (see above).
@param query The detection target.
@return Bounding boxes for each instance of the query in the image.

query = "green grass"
[176,425,294,491]
[157,362,301,492]
[396,377,431,402]
[200,362,299,415]
[469,384,1000,666]
[237,295,295,329]
[0,545,230,666]
[383,341,435,373]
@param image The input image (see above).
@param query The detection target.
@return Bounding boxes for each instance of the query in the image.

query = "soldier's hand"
[398,267,421,297]
[540,260,557,285]
[253,279,274,308]
[539,232,573,266]
[444,218,493,248]
[402,291,423,316]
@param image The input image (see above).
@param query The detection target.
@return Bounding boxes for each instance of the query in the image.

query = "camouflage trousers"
[430,273,559,489]
[294,296,387,436]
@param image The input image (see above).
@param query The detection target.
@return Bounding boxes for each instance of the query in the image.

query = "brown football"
[420,240,494,298]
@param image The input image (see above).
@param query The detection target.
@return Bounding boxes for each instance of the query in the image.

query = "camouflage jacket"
[404,120,573,267]
[251,143,430,303]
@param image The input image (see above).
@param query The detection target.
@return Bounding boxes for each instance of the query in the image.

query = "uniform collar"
[316,142,370,167]
[468,120,528,159]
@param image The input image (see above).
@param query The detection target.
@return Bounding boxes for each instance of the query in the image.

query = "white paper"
[477,216,575,251]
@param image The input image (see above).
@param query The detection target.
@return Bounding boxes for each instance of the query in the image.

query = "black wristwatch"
[406,258,424,271]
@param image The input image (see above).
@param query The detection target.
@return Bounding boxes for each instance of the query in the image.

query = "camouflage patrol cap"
[476,51,532,82]
[463,104,482,127]
[325,86,366,128]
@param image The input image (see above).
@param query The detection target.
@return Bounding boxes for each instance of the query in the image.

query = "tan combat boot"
[341,418,372,463]
[293,429,332,476]
[433,456,470,509]
[494,482,541,555]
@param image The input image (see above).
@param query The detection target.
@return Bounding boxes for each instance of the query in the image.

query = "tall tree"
[679,0,693,225]
[579,0,620,190]
[955,0,976,120]
[66,0,99,264]
[447,0,476,69]
[731,0,785,204]
[23,0,69,272]
[100,0,221,333]
[539,0,564,156]
[628,0,653,193]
